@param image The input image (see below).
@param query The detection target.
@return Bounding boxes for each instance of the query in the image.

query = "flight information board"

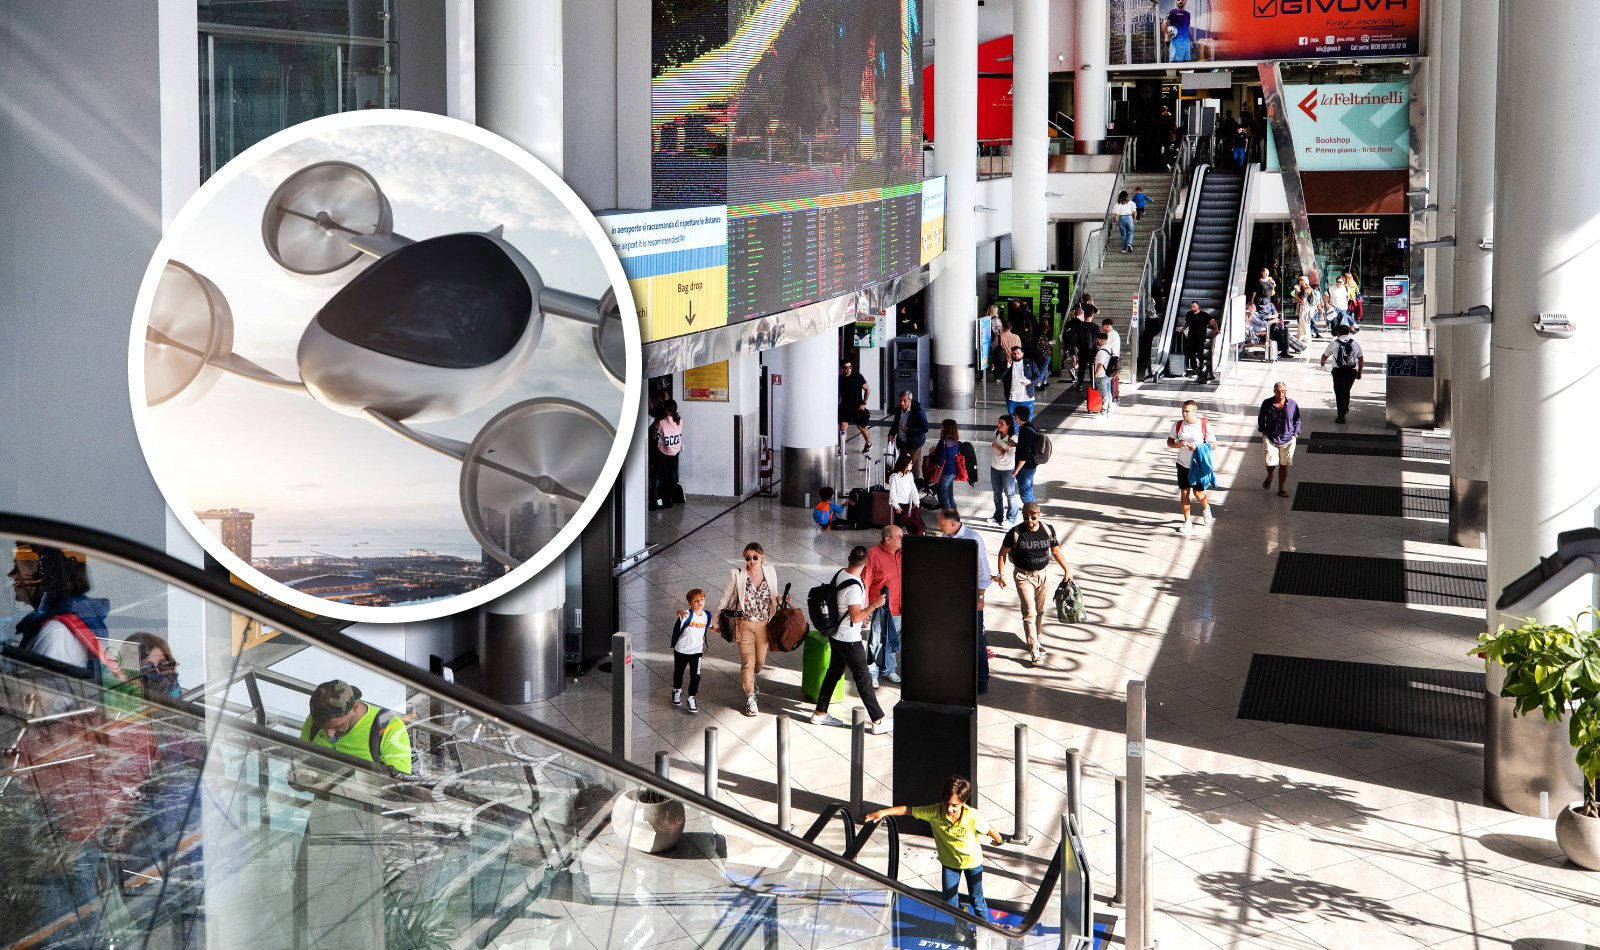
[727,203,821,323]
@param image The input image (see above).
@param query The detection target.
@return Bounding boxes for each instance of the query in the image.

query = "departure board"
[880,186,921,280]
[727,206,820,323]
[818,194,882,301]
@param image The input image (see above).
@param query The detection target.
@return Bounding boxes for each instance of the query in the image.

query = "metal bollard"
[1143,809,1154,946]
[655,751,671,781]
[1113,775,1126,906]
[1065,747,1081,831]
[1013,724,1032,845]
[777,715,792,831]
[851,707,866,816]
[612,633,632,762]
[704,727,719,802]
[1125,680,1148,950]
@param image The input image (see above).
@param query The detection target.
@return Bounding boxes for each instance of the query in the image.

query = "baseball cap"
[309,680,362,722]
[1021,502,1041,516]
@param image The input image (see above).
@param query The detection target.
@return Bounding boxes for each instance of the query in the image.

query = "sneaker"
[870,672,880,689]
[687,696,698,713]
[1335,416,1348,424]
[1177,520,1192,535]
[868,719,893,735]
[863,441,873,453]
[1203,508,1216,526]
[810,712,846,727]
[885,672,902,684]
[744,695,758,717]
[985,647,996,658]
[672,688,682,706]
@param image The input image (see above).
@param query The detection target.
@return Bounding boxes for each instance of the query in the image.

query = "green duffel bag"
[1055,579,1087,624]
[801,629,848,703]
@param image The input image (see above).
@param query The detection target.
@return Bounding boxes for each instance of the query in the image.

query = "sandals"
[1277,490,1290,498]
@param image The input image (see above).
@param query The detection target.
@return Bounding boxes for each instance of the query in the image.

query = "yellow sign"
[601,207,729,344]
[684,360,730,401]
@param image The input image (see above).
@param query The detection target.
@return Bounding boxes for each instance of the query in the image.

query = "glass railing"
[0,514,1058,950]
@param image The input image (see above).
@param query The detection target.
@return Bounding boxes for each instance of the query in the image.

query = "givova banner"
[1109,0,1420,66]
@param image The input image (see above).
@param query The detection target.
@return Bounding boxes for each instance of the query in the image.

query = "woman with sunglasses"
[716,543,785,716]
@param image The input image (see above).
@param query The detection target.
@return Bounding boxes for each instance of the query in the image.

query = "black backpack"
[1334,338,1359,369]
[807,570,863,633]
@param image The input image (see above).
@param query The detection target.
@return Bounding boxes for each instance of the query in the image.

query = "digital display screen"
[653,0,924,324]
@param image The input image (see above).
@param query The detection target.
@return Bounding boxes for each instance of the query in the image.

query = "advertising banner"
[1109,0,1421,67]
[1383,275,1409,325]
[600,206,729,343]
[1281,82,1408,170]
[1308,214,1409,241]
[921,176,946,265]
[684,360,731,400]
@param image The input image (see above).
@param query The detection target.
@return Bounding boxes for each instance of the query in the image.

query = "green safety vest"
[300,702,414,774]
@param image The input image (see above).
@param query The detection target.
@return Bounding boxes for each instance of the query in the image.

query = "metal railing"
[1133,135,1205,380]
[979,138,1013,180]
[1064,136,1134,319]
[1214,161,1259,381]
[1148,163,1210,380]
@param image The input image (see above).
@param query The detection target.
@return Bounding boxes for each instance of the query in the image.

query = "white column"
[779,330,839,507]
[1011,0,1049,272]
[476,0,562,174]
[931,0,978,409]
[1448,0,1495,548]
[620,389,650,558]
[1429,0,1461,427]
[1073,0,1107,154]
[1483,0,1593,816]
[481,563,567,705]
[444,0,476,123]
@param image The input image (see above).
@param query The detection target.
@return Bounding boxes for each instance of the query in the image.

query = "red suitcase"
[1086,387,1103,413]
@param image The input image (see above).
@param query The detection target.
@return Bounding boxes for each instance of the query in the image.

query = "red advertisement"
[923,35,1015,140]
[1110,0,1421,66]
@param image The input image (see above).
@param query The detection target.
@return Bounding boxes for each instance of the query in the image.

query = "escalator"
[1149,165,1248,380]
[0,514,1073,950]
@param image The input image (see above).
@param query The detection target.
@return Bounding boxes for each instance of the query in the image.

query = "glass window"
[198,1,395,180]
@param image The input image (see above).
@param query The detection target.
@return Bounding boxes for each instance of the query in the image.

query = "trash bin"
[1385,354,1435,428]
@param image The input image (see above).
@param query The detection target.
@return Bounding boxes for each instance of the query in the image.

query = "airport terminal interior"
[2,0,1599,948]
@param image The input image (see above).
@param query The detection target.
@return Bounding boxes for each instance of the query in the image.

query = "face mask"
[140,663,179,696]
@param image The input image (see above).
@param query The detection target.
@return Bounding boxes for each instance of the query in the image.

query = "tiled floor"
[515,328,1600,948]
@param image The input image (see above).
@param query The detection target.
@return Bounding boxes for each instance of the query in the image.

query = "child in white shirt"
[672,589,711,713]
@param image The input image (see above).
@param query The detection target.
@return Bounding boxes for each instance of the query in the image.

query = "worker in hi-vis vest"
[300,679,413,774]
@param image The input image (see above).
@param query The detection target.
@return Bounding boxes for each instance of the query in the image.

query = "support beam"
[1010,0,1048,271]
[930,0,977,409]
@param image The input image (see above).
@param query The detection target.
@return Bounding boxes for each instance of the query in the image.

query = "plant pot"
[1554,802,1600,871]
[611,788,686,854]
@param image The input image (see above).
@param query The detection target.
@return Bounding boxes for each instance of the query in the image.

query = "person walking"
[1011,405,1042,505]
[1061,307,1093,391]
[1293,276,1322,340]
[1132,185,1149,220]
[1320,323,1364,424]
[930,419,964,510]
[1166,399,1216,534]
[989,414,1020,527]
[1327,272,1352,330]
[650,399,684,509]
[1183,302,1216,381]
[1257,382,1302,497]
[938,509,995,694]
[809,545,891,734]
[1112,190,1138,252]
[891,390,931,471]
[995,502,1075,665]
[887,454,922,532]
[837,359,872,454]
[671,588,711,713]
[1001,344,1047,419]
[1091,332,1114,416]
[716,542,784,716]
[996,319,1022,371]
[1250,267,1277,314]
[864,525,904,685]
[865,776,1001,921]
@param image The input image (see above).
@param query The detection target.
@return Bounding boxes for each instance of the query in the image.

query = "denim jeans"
[941,864,990,919]
[937,472,958,509]
[1095,375,1114,413]
[1117,214,1134,250]
[870,611,901,679]
[1015,466,1037,503]
[990,467,1018,523]
[1006,398,1033,419]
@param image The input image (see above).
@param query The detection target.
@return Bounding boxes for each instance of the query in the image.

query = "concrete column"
[476,0,562,174]
[1429,0,1461,427]
[779,330,839,507]
[1011,0,1049,272]
[444,0,476,123]
[481,563,566,705]
[1072,0,1107,154]
[1483,0,1592,816]
[930,0,978,409]
[1447,0,1496,548]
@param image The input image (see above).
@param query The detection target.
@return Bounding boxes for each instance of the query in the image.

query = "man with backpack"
[995,503,1076,665]
[1091,331,1115,417]
[1166,399,1217,535]
[1011,404,1049,504]
[1319,324,1365,424]
[302,679,414,774]
[808,546,891,733]
[1001,344,1048,418]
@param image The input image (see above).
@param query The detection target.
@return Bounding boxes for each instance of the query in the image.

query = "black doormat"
[1237,654,1485,742]
[1306,432,1450,461]
[1269,551,1486,607]
[1291,482,1449,519]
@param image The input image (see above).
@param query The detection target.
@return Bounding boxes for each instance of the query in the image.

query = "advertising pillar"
[1073,0,1107,154]
[476,0,563,173]
[778,329,840,508]
[930,0,977,409]
[1011,0,1048,271]
[1448,0,1496,548]
[1484,0,1594,815]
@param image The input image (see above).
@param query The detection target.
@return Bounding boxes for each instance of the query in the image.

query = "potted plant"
[1477,610,1600,870]
[610,785,686,854]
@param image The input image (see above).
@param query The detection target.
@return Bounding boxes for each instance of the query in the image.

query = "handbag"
[1054,579,1087,624]
[717,608,742,643]
[766,585,807,652]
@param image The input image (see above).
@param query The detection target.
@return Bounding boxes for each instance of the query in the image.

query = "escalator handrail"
[1151,162,1209,380]
[0,513,1032,940]
[843,816,900,880]
[801,800,857,848]
[1216,162,1259,380]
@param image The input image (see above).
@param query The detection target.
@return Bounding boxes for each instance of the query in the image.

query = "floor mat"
[1306,432,1450,461]
[1237,653,1485,742]
[1269,551,1486,607]
[1291,482,1449,519]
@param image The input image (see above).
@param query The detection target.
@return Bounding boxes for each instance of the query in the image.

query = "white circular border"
[127,110,642,624]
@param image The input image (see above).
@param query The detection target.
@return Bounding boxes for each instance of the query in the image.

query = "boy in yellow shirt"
[866,775,1001,919]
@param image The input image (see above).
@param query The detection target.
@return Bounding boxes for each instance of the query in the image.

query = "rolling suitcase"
[802,630,847,703]
[870,488,893,527]
[846,488,873,530]
[1086,386,1103,413]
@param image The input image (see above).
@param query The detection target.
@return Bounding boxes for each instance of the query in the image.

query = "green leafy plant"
[1476,609,1600,818]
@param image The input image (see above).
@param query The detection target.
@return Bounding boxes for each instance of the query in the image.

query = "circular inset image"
[129,111,640,623]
